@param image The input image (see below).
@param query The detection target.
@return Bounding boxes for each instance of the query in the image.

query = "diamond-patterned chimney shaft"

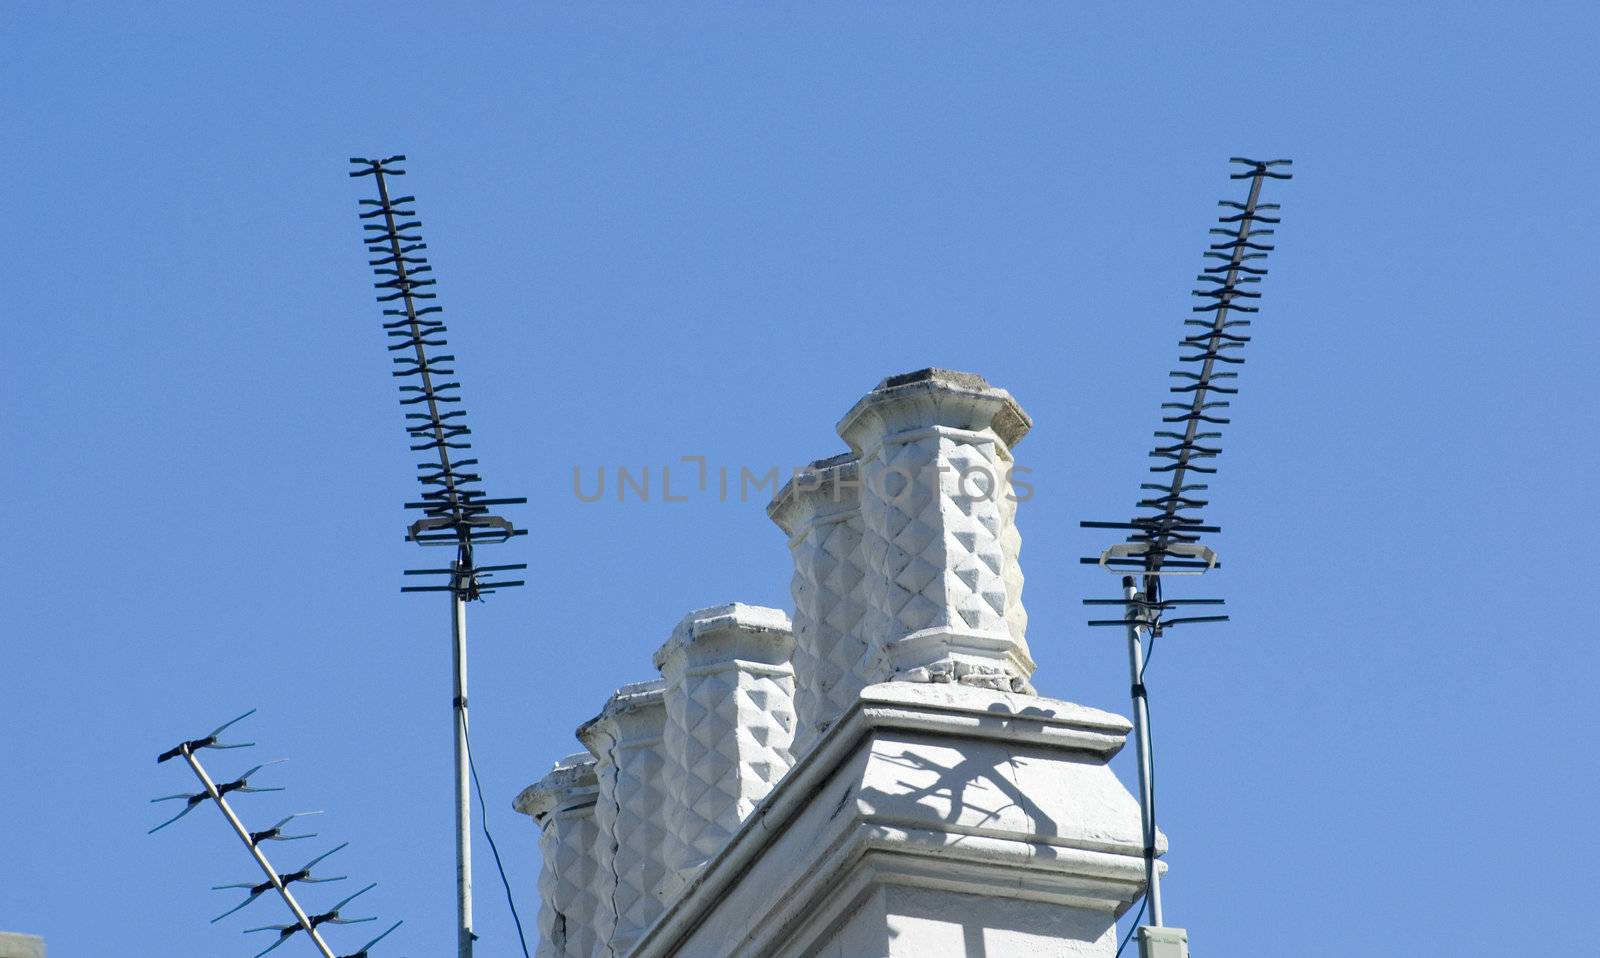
[515,753,605,958]
[653,604,797,891]
[835,369,1035,692]
[768,456,871,757]
[576,681,674,956]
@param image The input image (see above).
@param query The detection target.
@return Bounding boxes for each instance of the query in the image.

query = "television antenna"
[1081,157,1293,955]
[348,155,527,958]
[149,709,403,958]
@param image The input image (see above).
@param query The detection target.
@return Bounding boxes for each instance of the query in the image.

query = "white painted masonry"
[515,753,604,958]
[516,370,1155,957]
[0,934,45,958]
[837,370,1035,693]
[770,455,869,757]
[577,681,675,955]
[654,604,798,892]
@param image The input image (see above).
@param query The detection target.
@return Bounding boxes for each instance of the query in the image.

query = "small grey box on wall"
[1139,926,1189,958]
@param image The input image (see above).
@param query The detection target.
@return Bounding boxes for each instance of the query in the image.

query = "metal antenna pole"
[175,746,337,958]
[452,562,474,958]
[1123,577,1162,928]
[349,155,526,958]
[1080,158,1294,950]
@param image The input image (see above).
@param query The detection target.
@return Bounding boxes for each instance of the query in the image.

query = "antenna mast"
[150,710,403,958]
[349,155,526,958]
[1081,157,1293,952]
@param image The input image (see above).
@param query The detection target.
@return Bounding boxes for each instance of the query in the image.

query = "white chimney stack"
[514,753,604,958]
[768,454,869,755]
[575,681,673,955]
[834,368,1033,691]
[652,604,796,889]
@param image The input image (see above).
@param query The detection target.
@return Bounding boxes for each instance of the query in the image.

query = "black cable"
[1113,698,1158,958]
[1113,683,1159,957]
[461,718,532,958]
[1115,576,1162,958]
[1113,897,1147,958]
[1141,626,1161,679]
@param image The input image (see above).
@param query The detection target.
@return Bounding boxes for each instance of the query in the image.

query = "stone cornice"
[575,679,666,757]
[651,603,793,673]
[631,683,1146,957]
[836,368,1032,454]
[766,453,859,536]
[514,751,599,821]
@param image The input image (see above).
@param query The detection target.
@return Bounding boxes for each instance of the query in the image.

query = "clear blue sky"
[3,4,1596,955]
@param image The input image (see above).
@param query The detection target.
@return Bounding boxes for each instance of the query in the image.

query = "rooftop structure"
[516,370,1155,957]
[0,933,45,958]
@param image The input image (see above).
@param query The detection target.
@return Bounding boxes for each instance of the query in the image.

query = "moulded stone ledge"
[767,453,860,535]
[514,751,599,821]
[836,368,1033,455]
[631,682,1153,958]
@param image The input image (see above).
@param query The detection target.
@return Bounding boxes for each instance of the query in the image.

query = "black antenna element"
[1082,156,1293,586]
[1081,157,1292,946]
[348,155,527,600]
[150,711,403,958]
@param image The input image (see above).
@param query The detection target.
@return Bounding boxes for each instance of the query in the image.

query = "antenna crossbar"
[348,155,524,602]
[1081,157,1292,594]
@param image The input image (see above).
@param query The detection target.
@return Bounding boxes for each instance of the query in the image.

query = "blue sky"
[3,3,1596,955]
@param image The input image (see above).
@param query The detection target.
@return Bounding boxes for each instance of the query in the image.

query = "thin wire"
[1113,680,1158,957]
[1116,581,1162,958]
[1114,897,1147,958]
[461,719,532,958]
[1141,627,1161,679]
[1141,586,1159,908]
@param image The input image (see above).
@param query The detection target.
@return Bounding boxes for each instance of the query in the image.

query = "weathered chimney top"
[651,603,793,672]
[513,750,598,821]
[575,680,667,758]
[766,454,860,535]
[836,368,1032,454]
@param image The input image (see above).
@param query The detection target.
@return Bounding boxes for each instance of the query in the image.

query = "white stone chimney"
[575,681,674,955]
[836,368,1033,692]
[514,753,604,958]
[517,370,1158,958]
[652,604,797,890]
[768,454,868,755]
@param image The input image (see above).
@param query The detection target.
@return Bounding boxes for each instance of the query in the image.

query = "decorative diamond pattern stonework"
[789,509,868,750]
[861,434,941,641]
[666,665,796,866]
[522,373,1053,956]
[607,736,670,947]
[997,456,1027,645]
[818,512,869,712]
[857,428,1031,686]
[573,679,677,956]
[537,804,602,958]
[940,436,1010,634]
[588,768,619,952]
